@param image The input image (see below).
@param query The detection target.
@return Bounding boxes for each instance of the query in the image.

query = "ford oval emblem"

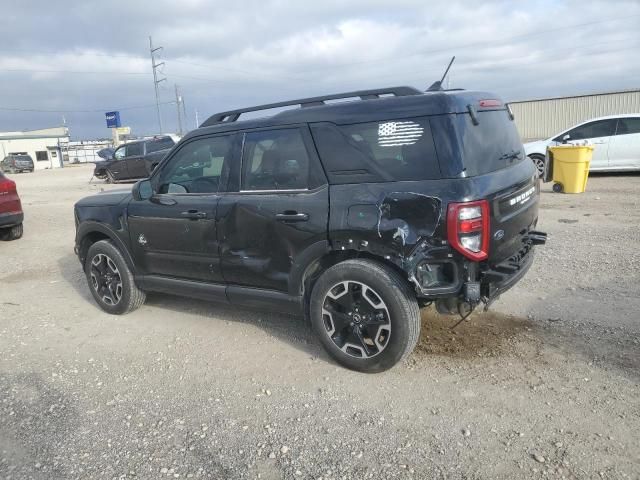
[494,230,505,241]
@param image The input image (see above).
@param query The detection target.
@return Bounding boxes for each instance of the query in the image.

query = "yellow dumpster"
[547,145,593,194]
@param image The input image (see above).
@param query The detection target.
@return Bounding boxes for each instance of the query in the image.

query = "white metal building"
[509,89,640,142]
[0,127,70,170]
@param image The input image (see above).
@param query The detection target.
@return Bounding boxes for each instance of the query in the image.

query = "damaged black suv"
[74,86,546,372]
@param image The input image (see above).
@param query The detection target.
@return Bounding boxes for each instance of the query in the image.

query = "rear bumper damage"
[411,230,547,312]
[481,230,546,301]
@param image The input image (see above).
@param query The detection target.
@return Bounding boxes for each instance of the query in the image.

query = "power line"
[168,58,257,76]
[0,101,176,114]
[149,36,166,132]
[0,68,150,75]
[3,13,636,81]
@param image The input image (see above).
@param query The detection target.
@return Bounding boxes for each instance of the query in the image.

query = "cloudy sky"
[1,0,639,139]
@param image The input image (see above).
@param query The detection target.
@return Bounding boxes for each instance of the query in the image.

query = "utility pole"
[195,109,200,128]
[174,84,183,135]
[149,36,166,133]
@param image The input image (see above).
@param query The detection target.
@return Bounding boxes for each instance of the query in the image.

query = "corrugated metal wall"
[509,90,640,141]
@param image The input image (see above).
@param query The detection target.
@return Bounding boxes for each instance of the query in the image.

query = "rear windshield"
[15,156,33,162]
[146,137,175,154]
[311,117,440,184]
[453,110,524,176]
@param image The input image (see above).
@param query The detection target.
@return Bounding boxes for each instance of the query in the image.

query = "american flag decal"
[378,121,424,147]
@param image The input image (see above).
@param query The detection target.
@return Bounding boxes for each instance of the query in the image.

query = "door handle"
[181,210,207,219]
[275,212,309,222]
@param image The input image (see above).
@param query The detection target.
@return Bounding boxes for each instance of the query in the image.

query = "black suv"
[94,136,176,183]
[74,86,546,372]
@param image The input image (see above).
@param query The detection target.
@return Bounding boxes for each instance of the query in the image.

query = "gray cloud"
[1,0,639,138]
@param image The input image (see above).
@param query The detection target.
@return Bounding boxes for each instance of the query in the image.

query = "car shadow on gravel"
[57,253,328,362]
[58,253,95,303]
[415,309,536,359]
[57,252,544,368]
[58,252,638,375]
[146,291,326,358]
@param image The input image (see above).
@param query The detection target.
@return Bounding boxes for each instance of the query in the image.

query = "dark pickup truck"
[94,136,176,183]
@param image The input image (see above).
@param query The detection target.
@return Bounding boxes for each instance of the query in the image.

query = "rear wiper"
[499,150,521,162]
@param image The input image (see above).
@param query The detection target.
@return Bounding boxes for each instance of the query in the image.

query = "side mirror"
[132,179,153,201]
[562,134,571,144]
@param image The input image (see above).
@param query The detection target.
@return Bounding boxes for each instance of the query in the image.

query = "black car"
[74,86,546,372]
[1,154,34,173]
[94,136,176,183]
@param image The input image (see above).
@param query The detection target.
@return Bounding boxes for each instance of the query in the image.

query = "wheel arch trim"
[76,222,136,271]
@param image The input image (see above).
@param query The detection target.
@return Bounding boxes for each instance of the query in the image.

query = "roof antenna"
[426,56,455,92]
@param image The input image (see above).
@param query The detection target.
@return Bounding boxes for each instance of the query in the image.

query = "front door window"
[157,135,233,194]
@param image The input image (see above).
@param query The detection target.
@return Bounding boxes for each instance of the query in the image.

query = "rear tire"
[529,154,546,178]
[1,223,23,241]
[85,240,146,315]
[552,182,563,193]
[309,259,420,373]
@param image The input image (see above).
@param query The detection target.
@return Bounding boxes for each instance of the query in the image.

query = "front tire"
[105,170,117,184]
[529,154,546,178]
[85,240,146,314]
[309,259,420,373]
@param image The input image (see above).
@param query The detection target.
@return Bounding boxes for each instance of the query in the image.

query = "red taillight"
[447,200,490,261]
[0,178,16,194]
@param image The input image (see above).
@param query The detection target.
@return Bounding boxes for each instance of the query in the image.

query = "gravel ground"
[1,165,639,480]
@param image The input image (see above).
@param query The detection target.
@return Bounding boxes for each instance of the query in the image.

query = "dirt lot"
[1,165,639,480]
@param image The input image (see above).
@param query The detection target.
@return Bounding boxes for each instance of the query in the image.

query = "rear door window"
[125,142,143,157]
[241,129,312,191]
[146,137,175,153]
[311,117,440,184]
[615,117,640,136]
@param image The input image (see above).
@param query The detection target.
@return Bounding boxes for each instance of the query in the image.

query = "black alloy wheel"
[321,280,392,358]
[310,259,420,372]
[89,253,123,306]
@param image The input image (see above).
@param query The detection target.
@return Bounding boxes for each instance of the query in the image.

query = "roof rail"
[201,86,422,127]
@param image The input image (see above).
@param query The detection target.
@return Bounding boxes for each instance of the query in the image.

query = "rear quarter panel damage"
[329,183,450,274]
